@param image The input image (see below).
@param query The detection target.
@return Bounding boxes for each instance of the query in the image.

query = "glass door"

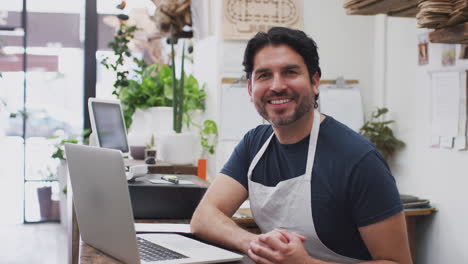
[0,0,85,223]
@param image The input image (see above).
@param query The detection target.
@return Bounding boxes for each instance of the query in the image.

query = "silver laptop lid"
[65,143,140,264]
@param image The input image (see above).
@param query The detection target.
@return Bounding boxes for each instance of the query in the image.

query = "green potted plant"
[100,17,168,130]
[102,24,199,130]
[156,35,220,165]
[359,107,405,161]
[101,20,173,152]
[102,21,218,164]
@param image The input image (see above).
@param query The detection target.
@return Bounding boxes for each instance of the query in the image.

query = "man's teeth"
[270,99,291,105]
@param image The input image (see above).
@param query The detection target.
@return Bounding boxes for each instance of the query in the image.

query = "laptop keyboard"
[137,237,188,262]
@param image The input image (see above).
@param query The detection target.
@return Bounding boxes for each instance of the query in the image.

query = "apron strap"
[304,109,321,181]
[247,132,275,180]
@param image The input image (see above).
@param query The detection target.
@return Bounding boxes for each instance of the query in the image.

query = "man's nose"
[270,74,286,92]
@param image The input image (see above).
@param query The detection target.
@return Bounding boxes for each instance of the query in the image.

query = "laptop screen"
[91,101,129,153]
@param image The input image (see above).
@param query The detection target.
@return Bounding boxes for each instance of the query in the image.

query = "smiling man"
[191,27,412,264]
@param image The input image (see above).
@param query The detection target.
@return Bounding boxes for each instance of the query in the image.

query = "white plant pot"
[158,132,200,165]
[128,107,173,146]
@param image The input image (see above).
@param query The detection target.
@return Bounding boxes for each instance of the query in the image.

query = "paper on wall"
[454,136,466,150]
[440,136,454,148]
[430,135,440,148]
[431,71,461,137]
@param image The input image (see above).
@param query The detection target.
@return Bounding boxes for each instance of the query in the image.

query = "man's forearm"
[190,204,257,254]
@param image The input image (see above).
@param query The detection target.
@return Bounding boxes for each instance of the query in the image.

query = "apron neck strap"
[304,109,321,180]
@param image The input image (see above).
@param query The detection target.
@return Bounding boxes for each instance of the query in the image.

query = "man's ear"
[311,72,320,96]
[247,79,253,101]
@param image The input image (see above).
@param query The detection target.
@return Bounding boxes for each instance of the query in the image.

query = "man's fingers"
[250,240,274,255]
[271,229,289,243]
[249,242,277,264]
[293,232,308,242]
[276,229,307,243]
[258,232,289,252]
[247,249,274,264]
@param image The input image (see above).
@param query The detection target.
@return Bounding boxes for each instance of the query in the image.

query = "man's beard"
[255,91,314,127]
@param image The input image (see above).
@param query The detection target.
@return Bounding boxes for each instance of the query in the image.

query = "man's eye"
[257,73,270,79]
[286,70,297,75]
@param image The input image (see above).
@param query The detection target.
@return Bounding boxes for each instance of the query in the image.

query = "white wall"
[303,1,376,115]
[385,17,468,263]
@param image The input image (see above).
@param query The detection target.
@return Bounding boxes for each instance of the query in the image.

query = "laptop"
[65,143,243,264]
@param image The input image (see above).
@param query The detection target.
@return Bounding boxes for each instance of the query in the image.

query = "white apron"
[247,110,363,263]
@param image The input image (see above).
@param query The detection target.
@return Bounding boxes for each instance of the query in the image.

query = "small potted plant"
[145,134,157,164]
[359,107,405,161]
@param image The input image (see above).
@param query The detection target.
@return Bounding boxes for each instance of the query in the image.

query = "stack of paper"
[417,0,453,28]
[448,0,468,25]
[343,0,467,27]
[343,0,419,16]
[343,0,379,10]
[416,0,468,28]
[343,0,390,15]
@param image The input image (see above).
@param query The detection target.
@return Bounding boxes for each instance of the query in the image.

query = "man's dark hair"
[242,27,321,82]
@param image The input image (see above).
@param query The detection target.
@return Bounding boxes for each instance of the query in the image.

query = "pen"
[161,175,179,184]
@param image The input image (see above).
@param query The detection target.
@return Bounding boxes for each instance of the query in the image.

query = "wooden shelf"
[346,0,419,17]
[429,22,468,44]
[404,207,437,216]
[0,26,19,31]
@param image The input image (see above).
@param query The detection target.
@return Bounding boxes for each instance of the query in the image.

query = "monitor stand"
[89,131,133,159]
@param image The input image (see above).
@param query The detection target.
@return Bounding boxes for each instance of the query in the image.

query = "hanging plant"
[101,22,138,97]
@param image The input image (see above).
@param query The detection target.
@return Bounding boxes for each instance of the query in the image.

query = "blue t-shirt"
[221,116,403,260]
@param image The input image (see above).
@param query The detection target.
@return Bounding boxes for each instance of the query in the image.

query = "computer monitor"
[88,98,131,157]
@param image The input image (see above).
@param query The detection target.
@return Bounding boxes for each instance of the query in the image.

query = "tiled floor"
[0,223,67,264]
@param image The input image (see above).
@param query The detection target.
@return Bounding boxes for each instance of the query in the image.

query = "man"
[191,27,412,264]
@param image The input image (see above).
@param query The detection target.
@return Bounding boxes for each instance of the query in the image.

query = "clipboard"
[318,78,364,132]
[220,78,263,141]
